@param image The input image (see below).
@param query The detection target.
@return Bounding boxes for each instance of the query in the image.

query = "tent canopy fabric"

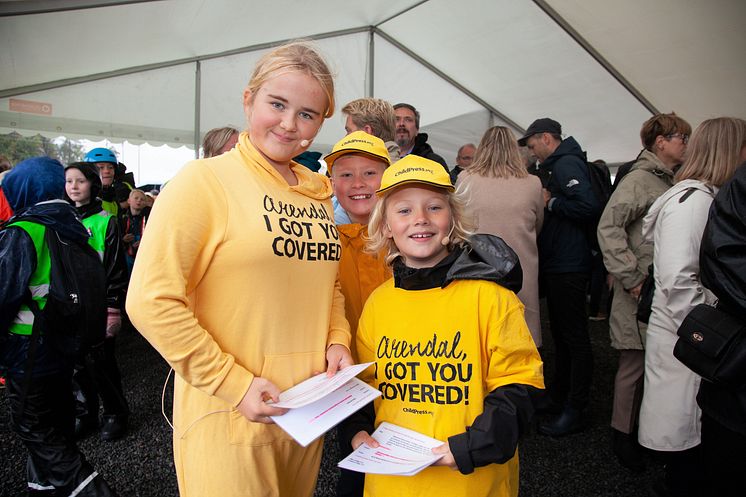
[2,0,745,167]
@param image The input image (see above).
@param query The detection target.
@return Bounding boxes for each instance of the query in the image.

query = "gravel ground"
[1,310,664,497]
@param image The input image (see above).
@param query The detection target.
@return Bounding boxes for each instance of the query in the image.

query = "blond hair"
[675,117,746,187]
[202,126,239,158]
[366,184,475,266]
[466,126,528,179]
[247,41,335,118]
[341,98,396,142]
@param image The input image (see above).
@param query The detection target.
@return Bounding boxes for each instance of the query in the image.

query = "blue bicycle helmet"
[84,147,117,164]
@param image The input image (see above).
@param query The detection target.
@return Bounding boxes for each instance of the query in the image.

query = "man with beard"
[393,103,448,171]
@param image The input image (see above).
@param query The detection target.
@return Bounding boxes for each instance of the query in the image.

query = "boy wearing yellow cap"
[325,131,392,497]
[325,131,393,354]
[350,155,544,497]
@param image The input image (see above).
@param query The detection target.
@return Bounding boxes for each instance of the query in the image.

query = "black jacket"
[0,201,89,376]
[411,133,448,171]
[537,136,601,274]
[698,162,746,435]
[343,234,541,475]
[77,200,128,309]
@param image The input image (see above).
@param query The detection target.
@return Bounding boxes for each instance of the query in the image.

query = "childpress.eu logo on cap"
[324,131,391,171]
[376,155,454,195]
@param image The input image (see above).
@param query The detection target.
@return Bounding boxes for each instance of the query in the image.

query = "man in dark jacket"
[449,143,476,184]
[0,157,118,496]
[698,161,746,497]
[393,103,448,171]
[518,118,601,437]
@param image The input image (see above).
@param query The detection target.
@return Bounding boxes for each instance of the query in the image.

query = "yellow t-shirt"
[357,278,544,497]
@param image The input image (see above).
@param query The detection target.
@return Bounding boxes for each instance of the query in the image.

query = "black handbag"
[673,303,746,387]
[636,264,655,324]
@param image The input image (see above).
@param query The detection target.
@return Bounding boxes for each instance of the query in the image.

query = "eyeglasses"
[666,133,689,145]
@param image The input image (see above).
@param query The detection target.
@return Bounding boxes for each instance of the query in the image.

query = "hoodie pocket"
[229,351,326,446]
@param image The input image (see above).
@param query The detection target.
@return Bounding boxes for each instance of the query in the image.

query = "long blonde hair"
[466,126,528,178]
[246,41,335,118]
[675,117,746,187]
[366,184,475,266]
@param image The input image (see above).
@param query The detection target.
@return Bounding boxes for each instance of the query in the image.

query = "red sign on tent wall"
[9,98,53,116]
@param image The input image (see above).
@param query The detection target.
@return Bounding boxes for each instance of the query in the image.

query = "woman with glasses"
[598,113,692,471]
[638,117,746,497]
[596,113,691,472]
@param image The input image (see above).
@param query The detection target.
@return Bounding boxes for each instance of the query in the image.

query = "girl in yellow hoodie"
[126,42,352,497]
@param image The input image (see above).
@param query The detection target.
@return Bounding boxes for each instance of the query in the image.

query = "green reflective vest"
[7,221,51,336]
[82,210,112,262]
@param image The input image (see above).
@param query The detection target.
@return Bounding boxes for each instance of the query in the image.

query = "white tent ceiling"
[1,0,745,168]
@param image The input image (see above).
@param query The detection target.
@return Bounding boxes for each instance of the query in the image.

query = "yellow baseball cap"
[376,154,455,196]
[324,131,391,171]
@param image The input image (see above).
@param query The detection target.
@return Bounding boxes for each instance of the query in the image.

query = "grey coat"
[597,150,673,350]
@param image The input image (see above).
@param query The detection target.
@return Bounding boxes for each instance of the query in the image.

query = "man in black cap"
[393,103,448,171]
[518,118,601,437]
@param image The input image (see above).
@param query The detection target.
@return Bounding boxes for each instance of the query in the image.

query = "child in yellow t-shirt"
[350,155,544,497]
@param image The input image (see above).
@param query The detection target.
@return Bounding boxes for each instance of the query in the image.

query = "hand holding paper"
[431,442,457,470]
[237,377,287,424]
[326,343,354,376]
[268,363,380,447]
[338,422,445,476]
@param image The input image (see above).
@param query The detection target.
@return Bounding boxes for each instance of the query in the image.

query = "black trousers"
[6,370,117,496]
[702,412,746,497]
[544,272,593,410]
[588,251,609,316]
[73,337,129,422]
[336,427,364,497]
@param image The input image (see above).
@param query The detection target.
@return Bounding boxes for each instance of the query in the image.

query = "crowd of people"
[1,40,745,497]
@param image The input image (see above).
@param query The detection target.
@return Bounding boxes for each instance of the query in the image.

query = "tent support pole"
[532,0,659,115]
[193,60,201,159]
[374,28,524,133]
[367,29,375,97]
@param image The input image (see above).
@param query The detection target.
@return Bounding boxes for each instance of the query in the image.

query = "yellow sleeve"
[485,290,545,393]
[125,162,253,408]
[326,276,352,351]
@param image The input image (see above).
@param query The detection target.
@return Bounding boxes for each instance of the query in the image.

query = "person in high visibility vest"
[65,162,130,441]
[0,156,118,496]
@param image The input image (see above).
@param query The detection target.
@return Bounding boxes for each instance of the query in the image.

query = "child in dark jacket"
[1,157,118,496]
[65,162,130,440]
[120,188,150,275]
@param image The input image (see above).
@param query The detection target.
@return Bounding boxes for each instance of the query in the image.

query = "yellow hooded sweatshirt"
[126,133,351,497]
